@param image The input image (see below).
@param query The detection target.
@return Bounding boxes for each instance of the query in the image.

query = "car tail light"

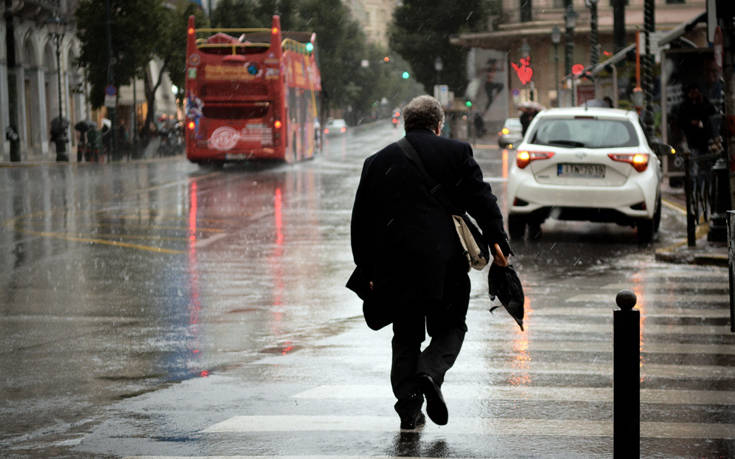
[340,127,346,133]
[324,128,329,134]
[516,150,554,169]
[608,153,648,172]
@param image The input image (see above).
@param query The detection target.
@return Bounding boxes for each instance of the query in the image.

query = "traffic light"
[465,99,472,108]
[383,56,391,63]
[401,71,410,79]
[305,43,314,53]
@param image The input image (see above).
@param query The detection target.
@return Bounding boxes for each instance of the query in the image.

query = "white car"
[324,119,347,136]
[506,107,665,242]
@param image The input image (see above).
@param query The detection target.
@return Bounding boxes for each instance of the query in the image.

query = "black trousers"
[390,264,471,408]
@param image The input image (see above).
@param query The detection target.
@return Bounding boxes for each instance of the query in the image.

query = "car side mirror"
[650,141,676,159]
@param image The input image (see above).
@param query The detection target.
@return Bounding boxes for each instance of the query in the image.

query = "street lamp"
[564,3,577,78]
[586,0,599,67]
[551,25,561,107]
[564,4,578,106]
[520,39,530,59]
[47,14,68,162]
[434,56,443,85]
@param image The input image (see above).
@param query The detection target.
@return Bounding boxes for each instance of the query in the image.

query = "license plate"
[225,153,251,160]
[557,163,605,178]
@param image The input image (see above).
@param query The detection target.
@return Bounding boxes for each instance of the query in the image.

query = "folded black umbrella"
[488,263,525,331]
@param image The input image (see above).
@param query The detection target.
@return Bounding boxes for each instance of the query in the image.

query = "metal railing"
[683,149,720,247]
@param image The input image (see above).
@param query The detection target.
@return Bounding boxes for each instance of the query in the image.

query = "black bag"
[347,266,392,330]
[488,263,525,331]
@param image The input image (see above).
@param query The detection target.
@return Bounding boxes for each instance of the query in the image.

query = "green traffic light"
[305,43,314,52]
[402,71,409,79]
[465,100,472,107]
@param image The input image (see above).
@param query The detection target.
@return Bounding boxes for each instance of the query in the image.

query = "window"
[530,118,639,148]
[666,0,685,3]
[520,0,532,22]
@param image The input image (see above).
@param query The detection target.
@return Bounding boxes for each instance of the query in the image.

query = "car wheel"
[529,221,543,240]
[508,214,527,240]
[637,195,661,243]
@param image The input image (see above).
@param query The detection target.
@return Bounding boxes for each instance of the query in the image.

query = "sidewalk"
[657,185,729,267]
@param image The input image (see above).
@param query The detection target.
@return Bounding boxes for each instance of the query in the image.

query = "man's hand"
[492,243,509,267]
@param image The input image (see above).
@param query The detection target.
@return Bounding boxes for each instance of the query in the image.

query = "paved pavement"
[658,185,730,267]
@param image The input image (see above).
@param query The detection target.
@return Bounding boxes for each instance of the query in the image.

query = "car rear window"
[530,117,639,148]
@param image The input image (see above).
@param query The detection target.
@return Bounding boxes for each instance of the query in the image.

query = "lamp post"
[47,14,68,162]
[564,3,577,78]
[552,25,561,107]
[564,4,578,106]
[5,0,20,161]
[586,0,599,67]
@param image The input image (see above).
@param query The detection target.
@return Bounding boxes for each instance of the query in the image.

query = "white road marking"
[566,293,727,304]
[201,415,735,439]
[291,384,735,405]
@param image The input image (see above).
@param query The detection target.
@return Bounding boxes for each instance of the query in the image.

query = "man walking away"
[349,95,511,429]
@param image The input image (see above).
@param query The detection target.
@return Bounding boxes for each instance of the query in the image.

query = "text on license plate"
[557,163,605,178]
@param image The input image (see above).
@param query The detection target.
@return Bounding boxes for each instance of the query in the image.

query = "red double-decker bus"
[185,15,321,164]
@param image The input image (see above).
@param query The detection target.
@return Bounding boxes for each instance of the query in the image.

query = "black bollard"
[614,289,640,458]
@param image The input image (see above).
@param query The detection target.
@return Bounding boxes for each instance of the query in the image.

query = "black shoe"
[418,374,448,425]
[399,410,425,430]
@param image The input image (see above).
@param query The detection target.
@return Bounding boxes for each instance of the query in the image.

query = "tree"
[141,1,208,136]
[76,0,161,109]
[210,0,259,28]
[390,0,491,96]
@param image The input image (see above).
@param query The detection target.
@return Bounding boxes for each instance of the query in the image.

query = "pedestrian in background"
[349,95,511,430]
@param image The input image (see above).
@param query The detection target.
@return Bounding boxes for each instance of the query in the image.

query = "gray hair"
[402,95,444,132]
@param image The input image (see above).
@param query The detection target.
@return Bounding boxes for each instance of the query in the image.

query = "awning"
[657,11,706,47]
[584,11,706,78]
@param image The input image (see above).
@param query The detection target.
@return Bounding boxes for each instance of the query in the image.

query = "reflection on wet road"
[1,121,733,457]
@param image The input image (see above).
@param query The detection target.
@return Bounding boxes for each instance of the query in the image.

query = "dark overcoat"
[349,128,506,327]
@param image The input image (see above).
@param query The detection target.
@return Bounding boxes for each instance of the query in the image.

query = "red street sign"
[572,64,585,76]
[511,57,533,85]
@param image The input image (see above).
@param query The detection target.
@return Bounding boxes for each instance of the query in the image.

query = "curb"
[0,154,184,168]
[655,198,729,267]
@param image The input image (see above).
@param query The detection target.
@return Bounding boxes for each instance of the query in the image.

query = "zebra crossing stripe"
[127,457,474,459]
[291,385,735,405]
[601,282,729,290]
[483,320,731,335]
[566,293,727,303]
[529,306,730,318]
[201,415,735,439]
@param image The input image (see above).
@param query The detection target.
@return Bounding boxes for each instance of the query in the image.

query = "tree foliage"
[76,0,207,134]
[76,0,162,109]
[390,0,491,96]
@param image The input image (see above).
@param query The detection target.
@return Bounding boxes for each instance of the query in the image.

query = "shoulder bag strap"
[397,137,456,212]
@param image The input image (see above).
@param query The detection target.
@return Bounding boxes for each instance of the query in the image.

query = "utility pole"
[105,0,116,160]
[642,0,655,138]
[612,0,626,53]
[588,0,599,67]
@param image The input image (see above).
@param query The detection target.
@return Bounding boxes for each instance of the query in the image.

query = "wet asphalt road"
[1,121,733,458]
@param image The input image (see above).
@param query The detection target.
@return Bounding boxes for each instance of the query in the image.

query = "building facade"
[452,0,708,121]
[345,0,398,47]
[1,0,88,160]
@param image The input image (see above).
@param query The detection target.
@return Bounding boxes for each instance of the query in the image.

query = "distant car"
[506,107,665,242]
[324,119,347,136]
[497,118,523,149]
